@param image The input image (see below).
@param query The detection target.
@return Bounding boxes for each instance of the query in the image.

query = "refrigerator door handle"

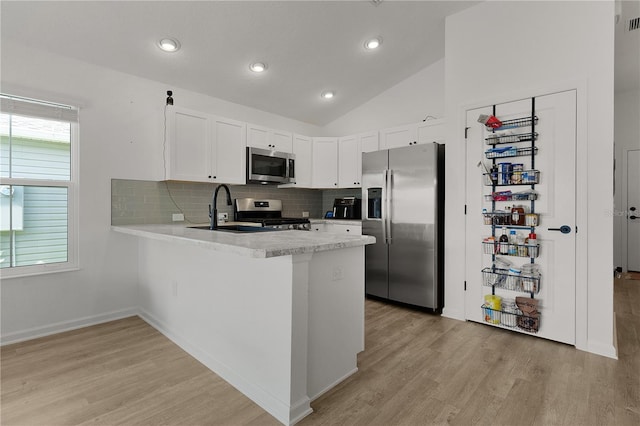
[386,169,393,244]
[382,169,388,244]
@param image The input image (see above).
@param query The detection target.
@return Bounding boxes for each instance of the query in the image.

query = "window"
[0,94,78,277]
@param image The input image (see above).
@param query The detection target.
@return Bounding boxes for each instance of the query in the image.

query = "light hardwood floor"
[2,278,639,426]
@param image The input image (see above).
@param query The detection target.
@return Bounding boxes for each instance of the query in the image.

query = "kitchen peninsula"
[112,224,375,425]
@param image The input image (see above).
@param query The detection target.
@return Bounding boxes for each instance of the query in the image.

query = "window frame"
[0,97,79,279]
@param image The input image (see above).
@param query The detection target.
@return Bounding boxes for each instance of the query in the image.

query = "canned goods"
[511,163,523,184]
[498,163,512,185]
[525,213,538,226]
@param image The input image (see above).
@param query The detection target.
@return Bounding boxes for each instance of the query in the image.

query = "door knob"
[548,225,572,234]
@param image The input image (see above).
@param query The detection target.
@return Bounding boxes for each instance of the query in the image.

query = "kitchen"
[1,1,639,425]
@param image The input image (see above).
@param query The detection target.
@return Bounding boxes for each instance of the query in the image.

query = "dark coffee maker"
[332,197,362,219]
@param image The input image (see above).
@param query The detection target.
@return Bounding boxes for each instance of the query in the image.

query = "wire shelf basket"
[484,170,539,186]
[485,191,538,202]
[485,146,538,159]
[485,132,538,145]
[482,241,540,258]
[481,267,541,294]
[485,115,539,131]
[481,305,539,333]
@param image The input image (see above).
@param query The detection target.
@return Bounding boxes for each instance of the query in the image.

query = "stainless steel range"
[234,198,311,231]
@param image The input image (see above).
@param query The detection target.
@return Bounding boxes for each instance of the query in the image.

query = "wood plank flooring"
[2,278,639,425]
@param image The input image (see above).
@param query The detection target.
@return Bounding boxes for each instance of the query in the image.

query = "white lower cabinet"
[312,222,362,235]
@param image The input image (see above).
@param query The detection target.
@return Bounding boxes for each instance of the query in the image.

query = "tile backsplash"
[111,179,326,225]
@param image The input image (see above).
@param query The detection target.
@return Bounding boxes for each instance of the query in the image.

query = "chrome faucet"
[210,184,232,230]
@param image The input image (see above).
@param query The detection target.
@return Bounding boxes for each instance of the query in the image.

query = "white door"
[628,150,640,271]
[464,90,577,345]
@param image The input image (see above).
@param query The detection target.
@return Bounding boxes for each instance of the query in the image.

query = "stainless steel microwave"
[247,147,295,184]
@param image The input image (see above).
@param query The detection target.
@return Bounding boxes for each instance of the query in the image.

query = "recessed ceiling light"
[158,38,180,52]
[321,91,335,100]
[250,62,267,73]
[364,37,383,50]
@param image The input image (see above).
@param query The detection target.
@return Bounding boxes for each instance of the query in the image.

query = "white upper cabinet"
[338,135,359,188]
[312,137,338,188]
[165,106,246,184]
[271,129,294,153]
[166,107,211,182]
[291,134,313,188]
[416,118,446,144]
[338,131,379,188]
[211,116,247,184]
[379,123,418,149]
[380,119,445,150]
[360,131,379,154]
[247,123,293,153]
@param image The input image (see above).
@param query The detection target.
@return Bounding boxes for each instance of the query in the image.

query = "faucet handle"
[208,204,212,218]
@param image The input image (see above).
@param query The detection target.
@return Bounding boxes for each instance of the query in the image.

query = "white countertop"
[112,224,375,259]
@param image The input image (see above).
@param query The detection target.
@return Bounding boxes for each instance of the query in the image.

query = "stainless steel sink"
[188,225,277,233]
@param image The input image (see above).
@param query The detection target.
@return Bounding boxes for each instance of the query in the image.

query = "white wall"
[443,0,616,358]
[322,59,445,136]
[0,39,321,343]
[614,88,640,270]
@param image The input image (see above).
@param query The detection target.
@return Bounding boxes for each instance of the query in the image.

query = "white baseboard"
[442,307,465,321]
[0,308,139,346]
[309,367,358,402]
[138,309,308,426]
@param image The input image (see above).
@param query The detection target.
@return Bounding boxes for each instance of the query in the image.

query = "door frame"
[457,78,590,353]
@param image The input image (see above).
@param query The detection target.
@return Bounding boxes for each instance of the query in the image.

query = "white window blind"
[1,95,78,123]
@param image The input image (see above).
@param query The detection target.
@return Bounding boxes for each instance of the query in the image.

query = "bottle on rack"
[499,227,509,255]
[508,230,517,255]
[527,233,538,258]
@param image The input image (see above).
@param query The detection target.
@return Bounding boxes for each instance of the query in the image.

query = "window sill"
[0,263,79,280]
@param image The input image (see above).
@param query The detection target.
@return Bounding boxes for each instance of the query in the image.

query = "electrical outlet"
[302,211,309,218]
[218,212,228,221]
[172,213,184,222]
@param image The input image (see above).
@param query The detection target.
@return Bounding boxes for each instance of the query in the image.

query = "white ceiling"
[0,1,477,126]
[1,1,637,126]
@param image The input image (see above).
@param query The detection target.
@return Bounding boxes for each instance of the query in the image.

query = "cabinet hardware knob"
[208,175,212,179]
[630,215,638,220]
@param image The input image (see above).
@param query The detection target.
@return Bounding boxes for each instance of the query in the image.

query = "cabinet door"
[246,124,270,150]
[338,135,360,188]
[166,107,212,182]
[324,223,362,235]
[292,134,312,187]
[379,124,417,150]
[360,131,379,153]
[312,137,338,188]
[212,117,246,184]
[416,118,446,145]
[271,130,293,153]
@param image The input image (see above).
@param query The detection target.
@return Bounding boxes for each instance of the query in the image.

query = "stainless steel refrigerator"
[362,143,444,312]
